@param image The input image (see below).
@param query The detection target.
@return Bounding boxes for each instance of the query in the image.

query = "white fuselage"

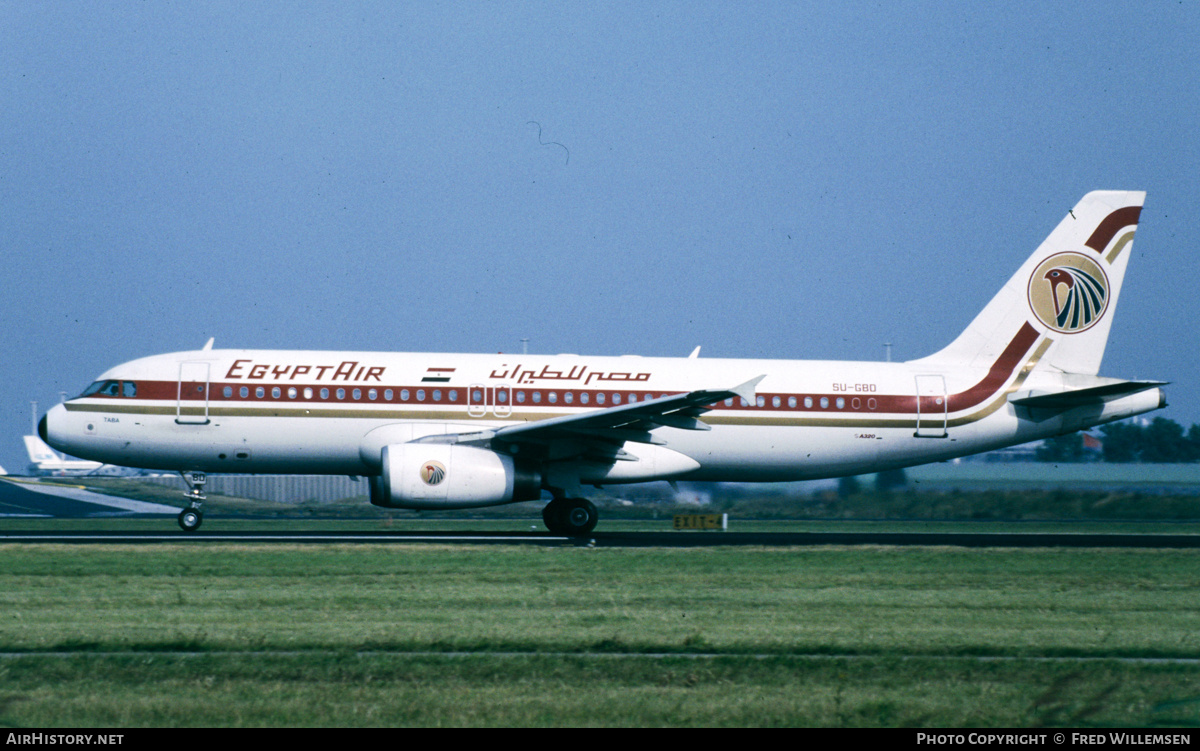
[41,339,1162,486]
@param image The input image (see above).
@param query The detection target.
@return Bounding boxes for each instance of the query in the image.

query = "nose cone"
[40,403,69,453]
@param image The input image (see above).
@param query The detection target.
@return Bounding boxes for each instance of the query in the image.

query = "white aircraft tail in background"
[23,434,132,477]
[40,191,1167,533]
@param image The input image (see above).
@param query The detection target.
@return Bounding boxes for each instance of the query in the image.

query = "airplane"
[22,434,136,477]
[40,191,1166,534]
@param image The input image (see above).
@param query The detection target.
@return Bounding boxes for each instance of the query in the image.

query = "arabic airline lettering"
[41,191,1166,534]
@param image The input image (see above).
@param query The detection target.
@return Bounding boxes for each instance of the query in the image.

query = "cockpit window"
[80,380,119,397]
[79,380,134,398]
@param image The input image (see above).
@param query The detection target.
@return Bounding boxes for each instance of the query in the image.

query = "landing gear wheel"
[542,498,598,536]
[178,508,203,532]
[542,502,560,532]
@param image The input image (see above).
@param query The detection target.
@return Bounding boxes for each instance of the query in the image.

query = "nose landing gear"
[177,471,206,532]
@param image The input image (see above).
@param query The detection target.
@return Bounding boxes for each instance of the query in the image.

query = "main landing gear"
[542,497,598,536]
[178,471,206,532]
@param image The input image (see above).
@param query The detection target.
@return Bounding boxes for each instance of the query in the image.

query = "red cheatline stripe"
[72,326,1043,418]
[1085,206,1141,253]
[944,322,1040,413]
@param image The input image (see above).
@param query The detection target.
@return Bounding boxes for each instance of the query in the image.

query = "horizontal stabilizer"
[1009,380,1167,410]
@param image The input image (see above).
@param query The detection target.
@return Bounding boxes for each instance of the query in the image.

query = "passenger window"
[516,391,526,403]
[804,397,813,409]
[353,388,362,400]
[223,386,233,398]
[580,393,589,405]
[612,393,621,405]
[532,391,542,404]
[288,387,298,399]
[595,393,604,405]
[320,388,329,400]
[548,392,557,404]
[336,388,346,400]
[384,389,393,401]
[820,397,829,409]
[788,396,796,408]
[564,392,573,404]
[772,396,781,408]
[449,390,458,402]
[256,386,265,398]
[240,387,249,399]
[416,389,425,402]
[433,389,441,401]
[368,389,377,400]
[272,387,281,399]
[401,389,410,401]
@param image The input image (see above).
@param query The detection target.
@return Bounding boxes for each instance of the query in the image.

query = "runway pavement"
[1,528,1198,548]
[0,477,179,518]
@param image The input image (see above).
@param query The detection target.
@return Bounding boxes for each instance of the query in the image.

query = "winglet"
[731,375,766,404]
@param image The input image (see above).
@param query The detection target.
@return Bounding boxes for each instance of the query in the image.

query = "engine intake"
[369,443,541,509]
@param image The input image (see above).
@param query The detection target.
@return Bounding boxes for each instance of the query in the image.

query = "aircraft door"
[493,385,511,417]
[177,361,211,425]
[467,383,511,417]
[914,374,947,438]
[468,384,487,417]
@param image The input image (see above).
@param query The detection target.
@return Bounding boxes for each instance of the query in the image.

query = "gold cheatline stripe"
[64,342,1050,432]
[1105,230,1136,264]
[944,337,1052,428]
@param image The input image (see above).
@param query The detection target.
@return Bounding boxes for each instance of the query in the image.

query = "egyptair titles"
[488,363,652,386]
[225,360,385,382]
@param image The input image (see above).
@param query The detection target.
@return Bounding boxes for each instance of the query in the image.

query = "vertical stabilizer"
[24,435,61,465]
[912,191,1145,376]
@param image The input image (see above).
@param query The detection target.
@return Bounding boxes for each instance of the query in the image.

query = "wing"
[410,375,766,458]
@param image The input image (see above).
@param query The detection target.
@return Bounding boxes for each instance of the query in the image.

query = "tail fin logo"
[1028,252,1110,334]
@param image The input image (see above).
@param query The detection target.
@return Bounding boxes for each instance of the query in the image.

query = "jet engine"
[369,443,542,509]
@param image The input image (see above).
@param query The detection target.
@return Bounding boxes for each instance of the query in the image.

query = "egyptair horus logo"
[1028,252,1110,334]
[420,461,446,486]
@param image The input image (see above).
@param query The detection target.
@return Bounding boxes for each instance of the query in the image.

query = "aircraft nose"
[38,413,49,443]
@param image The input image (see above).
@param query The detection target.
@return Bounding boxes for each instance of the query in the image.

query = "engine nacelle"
[369,443,542,509]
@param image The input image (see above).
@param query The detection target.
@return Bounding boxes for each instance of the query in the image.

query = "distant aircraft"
[40,191,1165,533]
[23,434,135,477]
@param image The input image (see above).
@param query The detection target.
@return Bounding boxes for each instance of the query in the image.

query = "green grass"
[2,653,1199,727]
[2,542,1200,726]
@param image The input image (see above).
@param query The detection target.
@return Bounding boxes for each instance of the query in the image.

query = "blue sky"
[2,2,1197,473]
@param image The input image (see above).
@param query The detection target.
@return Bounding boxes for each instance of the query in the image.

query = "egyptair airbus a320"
[40,191,1166,534]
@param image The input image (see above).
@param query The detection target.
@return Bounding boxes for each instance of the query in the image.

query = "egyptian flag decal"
[422,367,455,383]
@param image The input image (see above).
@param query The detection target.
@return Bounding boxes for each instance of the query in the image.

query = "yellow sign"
[673,513,727,531]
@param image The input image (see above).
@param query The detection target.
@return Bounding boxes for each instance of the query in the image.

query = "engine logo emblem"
[420,460,446,486]
[1027,252,1110,334]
